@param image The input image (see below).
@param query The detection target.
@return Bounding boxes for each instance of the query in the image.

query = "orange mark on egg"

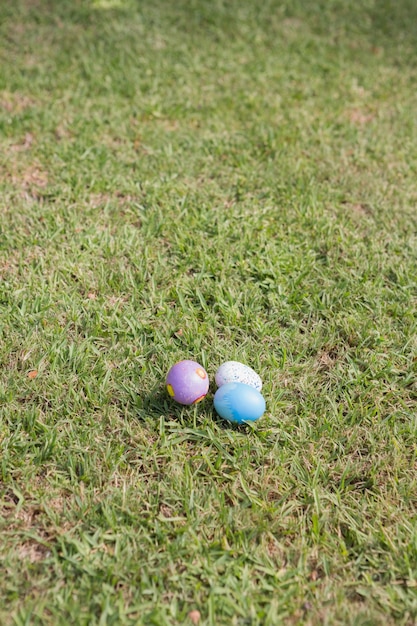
[196,368,206,379]
[193,394,206,404]
[167,384,175,397]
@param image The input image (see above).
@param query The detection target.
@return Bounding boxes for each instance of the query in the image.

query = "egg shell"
[215,361,262,391]
[213,382,266,424]
[166,360,209,405]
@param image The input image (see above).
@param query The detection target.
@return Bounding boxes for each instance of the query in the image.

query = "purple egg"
[166,360,209,405]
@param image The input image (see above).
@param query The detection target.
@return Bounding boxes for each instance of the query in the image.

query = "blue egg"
[213,382,266,424]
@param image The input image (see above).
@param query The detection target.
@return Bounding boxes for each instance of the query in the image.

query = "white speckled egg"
[215,361,262,391]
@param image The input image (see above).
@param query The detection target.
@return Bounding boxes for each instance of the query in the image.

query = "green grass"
[1,0,417,624]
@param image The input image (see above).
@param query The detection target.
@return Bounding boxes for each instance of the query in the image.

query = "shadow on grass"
[138,384,254,432]
[7,0,417,64]
[142,385,172,414]
[20,0,417,64]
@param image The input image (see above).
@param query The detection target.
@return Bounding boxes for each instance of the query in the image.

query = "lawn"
[1,0,417,624]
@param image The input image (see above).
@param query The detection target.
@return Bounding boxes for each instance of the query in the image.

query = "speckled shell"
[215,361,262,391]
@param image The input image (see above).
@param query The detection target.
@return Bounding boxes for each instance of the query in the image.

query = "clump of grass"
[1,1,417,624]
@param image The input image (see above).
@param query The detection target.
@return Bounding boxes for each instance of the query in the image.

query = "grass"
[1,0,417,624]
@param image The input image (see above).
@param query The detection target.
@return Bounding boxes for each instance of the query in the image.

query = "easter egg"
[215,361,262,391]
[166,360,209,405]
[213,382,266,424]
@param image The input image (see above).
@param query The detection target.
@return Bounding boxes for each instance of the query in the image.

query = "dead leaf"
[12,165,49,190]
[10,133,34,152]
[27,370,38,379]
[319,352,334,368]
[55,124,72,140]
[188,610,201,624]
[159,504,172,518]
[17,541,49,563]
[0,93,35,113]
[346,108,375,125]
[351,203,372,216]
